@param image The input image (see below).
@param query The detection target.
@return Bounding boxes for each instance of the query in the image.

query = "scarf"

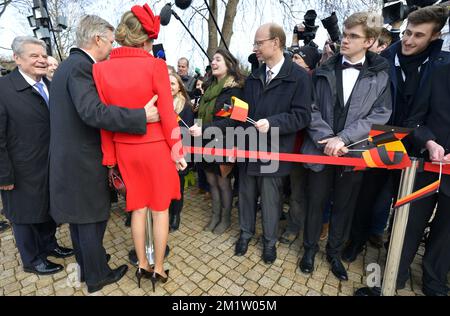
[397,40,436,101]
[198,76,228,124]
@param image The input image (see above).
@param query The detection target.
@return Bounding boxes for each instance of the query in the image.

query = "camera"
[295,10,319,45]
[322,12,341,43]
[381,0,443,24]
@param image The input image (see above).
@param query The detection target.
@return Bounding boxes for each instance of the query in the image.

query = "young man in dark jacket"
[300,12,392,281]
[234,23,313,265]
[344,5,450,264]
[398,63,450,296]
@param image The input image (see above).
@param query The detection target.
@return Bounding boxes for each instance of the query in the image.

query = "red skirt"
[115,141,181,212]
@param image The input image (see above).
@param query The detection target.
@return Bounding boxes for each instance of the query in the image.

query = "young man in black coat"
[49,15,159,293]
[0,36,73,276]
[234,23,313,265]
[344,5,450,264]
[397,63,450,296]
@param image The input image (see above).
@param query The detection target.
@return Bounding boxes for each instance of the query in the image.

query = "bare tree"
[0,1,12,19]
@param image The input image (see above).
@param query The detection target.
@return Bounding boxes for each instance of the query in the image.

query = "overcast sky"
[0,0,331,73]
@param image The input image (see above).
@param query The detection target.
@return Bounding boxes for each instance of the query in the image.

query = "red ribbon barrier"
[185,146,450,175]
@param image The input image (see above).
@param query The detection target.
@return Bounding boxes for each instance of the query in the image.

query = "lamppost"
[27,0,66,59]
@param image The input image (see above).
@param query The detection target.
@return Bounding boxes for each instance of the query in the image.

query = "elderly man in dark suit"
[0,36,74,276]
[49,15,159,293]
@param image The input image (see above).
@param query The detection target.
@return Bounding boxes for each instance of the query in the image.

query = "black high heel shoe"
[150,270,169,292]
[135,267,153,288]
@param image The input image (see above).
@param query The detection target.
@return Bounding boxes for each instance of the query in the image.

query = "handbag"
[109,168,126,196]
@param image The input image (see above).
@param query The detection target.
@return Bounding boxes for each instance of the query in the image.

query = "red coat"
[93,47,182,211]
[93,47,182,165]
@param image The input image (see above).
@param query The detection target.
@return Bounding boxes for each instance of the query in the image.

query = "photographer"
[292,10,320,48]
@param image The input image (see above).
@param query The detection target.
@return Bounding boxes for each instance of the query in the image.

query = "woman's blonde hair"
[170,73,189,114]
[115,11,150,47]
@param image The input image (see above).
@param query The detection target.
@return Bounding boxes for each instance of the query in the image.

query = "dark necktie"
[342,61,363,71]
[266,69,273,85]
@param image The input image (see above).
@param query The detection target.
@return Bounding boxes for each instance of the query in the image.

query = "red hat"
[131,3,161,40]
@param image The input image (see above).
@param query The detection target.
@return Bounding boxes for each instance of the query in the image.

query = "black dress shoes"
[87,265,128,293]
[327,255,348,281]
[24,259,64,275]
[0,220,10,233]
[342,241,364,263]
[299,249,316,274]
[234,238,250,257]
[48,246,74,258]
[262,246,277,264]
[80,254,112,283]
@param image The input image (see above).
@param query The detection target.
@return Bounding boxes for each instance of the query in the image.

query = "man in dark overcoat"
[397,63,450,296]
[234,23,312,265]
[0,36,73,275]
[49,15,158,293]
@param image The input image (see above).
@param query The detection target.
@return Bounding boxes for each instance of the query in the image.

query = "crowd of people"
[0,2,449,296]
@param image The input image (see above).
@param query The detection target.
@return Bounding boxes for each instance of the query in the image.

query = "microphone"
[160,3,172,26]
[175,0,192,10]
[156,50,166,60]
[248,53,260,72]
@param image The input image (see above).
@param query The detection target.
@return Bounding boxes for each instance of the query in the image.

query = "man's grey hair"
[76,15,114,48]
[11,36,47,56]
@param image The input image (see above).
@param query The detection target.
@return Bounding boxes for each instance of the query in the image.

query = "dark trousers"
[398,171,450,294]
[304,167,363,257]
[238,168,284,248]
[170,173,186,216]
[69,221,111,286]
[350,169,400,246]
[12,220,58,267]
[285,164,307,234]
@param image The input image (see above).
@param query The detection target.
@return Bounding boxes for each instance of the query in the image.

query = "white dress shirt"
[266,56,285,83]
[18,68,49,100]
[342,55,365,105]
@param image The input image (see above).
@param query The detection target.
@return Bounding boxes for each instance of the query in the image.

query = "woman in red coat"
[92,4,187,290]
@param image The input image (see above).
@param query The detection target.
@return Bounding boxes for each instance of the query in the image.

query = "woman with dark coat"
[190,48,245,235]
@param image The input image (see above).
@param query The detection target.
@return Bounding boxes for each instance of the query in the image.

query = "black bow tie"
[342,61,363,71]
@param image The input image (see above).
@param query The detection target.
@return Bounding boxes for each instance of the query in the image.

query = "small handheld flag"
[230,96,256,124]
[347,125,412,148]
[177,115,190,128]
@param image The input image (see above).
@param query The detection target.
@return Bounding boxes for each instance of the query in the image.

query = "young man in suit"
[300,12,392,281]
[397,62,450,297]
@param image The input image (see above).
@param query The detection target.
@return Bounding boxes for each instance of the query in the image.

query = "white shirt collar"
[342,55,366,66]
[18,68,46,88]
[80,49,97,63]
[266,56,285,79]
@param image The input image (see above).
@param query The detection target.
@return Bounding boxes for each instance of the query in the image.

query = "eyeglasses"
[253,38,275,48]
[342,32,366,41]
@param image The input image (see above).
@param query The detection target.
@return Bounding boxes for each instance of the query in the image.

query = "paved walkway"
[0,186,430,296]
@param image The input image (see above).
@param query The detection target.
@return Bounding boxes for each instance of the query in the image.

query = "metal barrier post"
[381,158,419,296]
[145,210,155,265]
